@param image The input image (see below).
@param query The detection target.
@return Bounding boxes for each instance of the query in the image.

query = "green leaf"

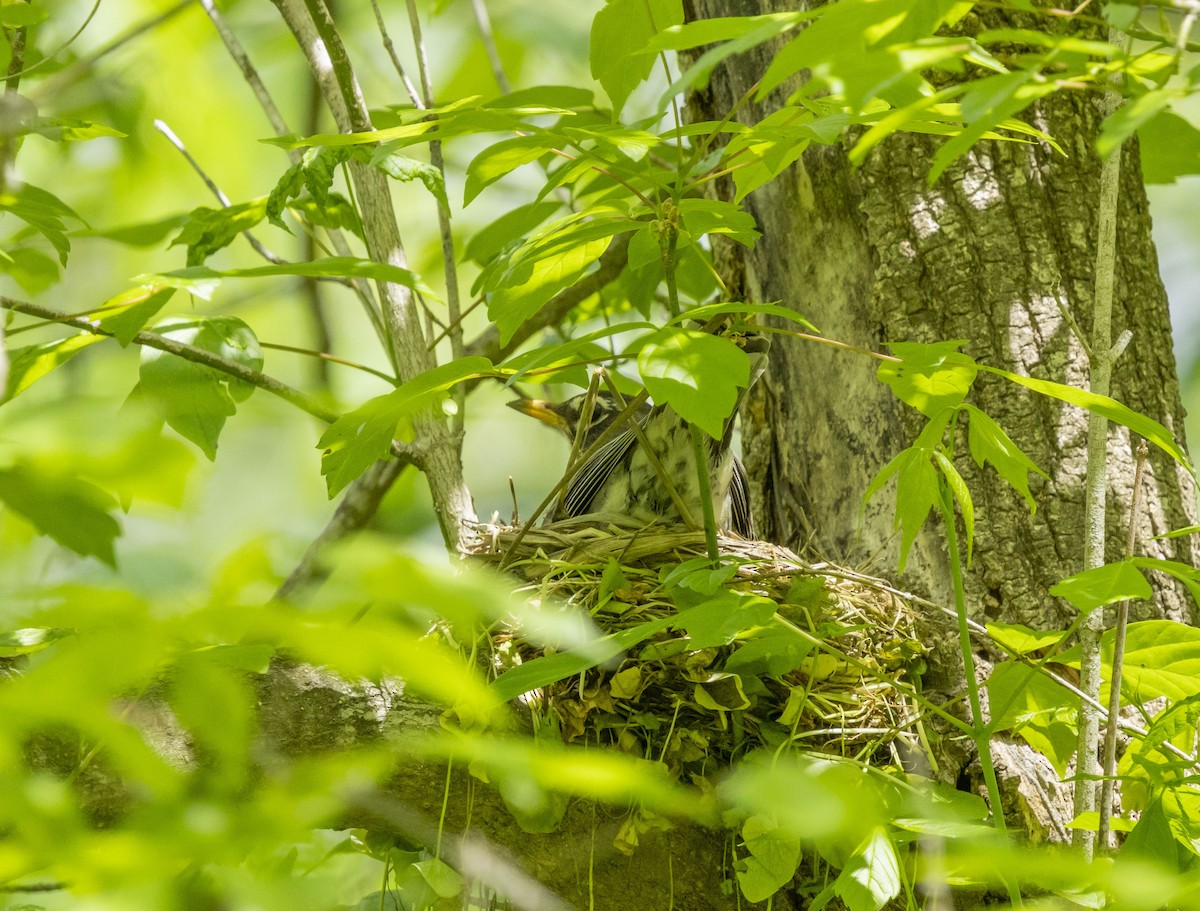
[318,357,494,496]
[287,194,362,236]
[464,200,561,265]
[1120,694,1200,811]
[980,365,1192,473]
[94,286,176,346]
[1098,90,1174,159]
[488,234,616,345]
[835,828,901,911]
[590,0,683,114]
[3,334,105,402]
[0,182,81,265]
[963,404,1045,513]
[0,463,121,565]
[986,621,1064,656]
[1138,111,1200,184]
[464,135,558,205]
[0,2,48,26]
[678,198,760,247]
[738,814,803,903]
[1050,560,1152,614]
[865,446,939,573]
[0,627,73,658]
[170,655,254,785]
[414,857,464,900]
[3,245,60,294]
[637,328,750,438]
[986,661,1077,775]
[139,316,264,460]
[30,115,125,142]
[668,300,816,332]
[1130,557,1200,611]
[492,614,677,702]
[675,592,777,649]
[663,14,808,102]
[76,212,190,247]
[370,151,448,210]
[265,146,353,228]
[878,341,977,417]
[169,200,267,265]
[1058,620,1200,702]
[145,257,433,296]
[933,450,973,565]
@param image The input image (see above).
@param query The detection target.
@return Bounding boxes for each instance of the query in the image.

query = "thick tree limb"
[35,658,787,911]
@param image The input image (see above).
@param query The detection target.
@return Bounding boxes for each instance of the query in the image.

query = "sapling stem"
[938,482,1022,907]
[1073,60,1125,858]
[1097,439,1150,850]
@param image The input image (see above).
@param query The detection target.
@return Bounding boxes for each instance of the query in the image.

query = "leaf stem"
[938,481,1020,906]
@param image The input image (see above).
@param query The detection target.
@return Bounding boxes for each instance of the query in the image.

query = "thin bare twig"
[400,0,467,433]
[367,0,421,105]
[470,0,511,94]
[1074,31,1126,857]
[152,119,287,266]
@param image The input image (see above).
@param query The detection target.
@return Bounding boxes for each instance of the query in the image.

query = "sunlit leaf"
[139,316,264,459]
[0,463,121,565]
[986,621,1063,656]
[981,365,1192,473]
[3,334,105,403]
[590,0,682,114]
[1058,620,1200,702]
[318,357,493,496]
[738,814,803,902]
[878,341,977,417]
[638,327,750,438]
[963,404,1045,513]
[835,828,901,911]
[987,660,1077,775]
[1050,561,1152,614]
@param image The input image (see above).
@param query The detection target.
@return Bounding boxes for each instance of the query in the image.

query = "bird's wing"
[561,429,639,518]
[730,455,754,539]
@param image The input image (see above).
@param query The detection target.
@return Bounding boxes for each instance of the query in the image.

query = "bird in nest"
[508,334,769,539]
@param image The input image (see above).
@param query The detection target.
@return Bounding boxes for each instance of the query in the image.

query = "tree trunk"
[686,0,1199,836]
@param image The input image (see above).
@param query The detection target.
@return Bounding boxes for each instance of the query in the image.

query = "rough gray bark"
[686,0,1199,836]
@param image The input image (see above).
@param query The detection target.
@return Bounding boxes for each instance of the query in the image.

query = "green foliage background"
[4,1,1200,908]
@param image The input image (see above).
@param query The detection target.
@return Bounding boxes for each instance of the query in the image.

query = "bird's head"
[507,391,641,446]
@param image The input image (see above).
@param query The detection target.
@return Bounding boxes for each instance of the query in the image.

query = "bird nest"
[468,517,929,776]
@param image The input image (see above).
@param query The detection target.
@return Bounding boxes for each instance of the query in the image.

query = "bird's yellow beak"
[506,398,572,435]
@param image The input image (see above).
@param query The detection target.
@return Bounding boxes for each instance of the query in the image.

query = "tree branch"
[1,296,341,425]
[275,457,410,599]
[269,0,477,552]
[197,0,388,354]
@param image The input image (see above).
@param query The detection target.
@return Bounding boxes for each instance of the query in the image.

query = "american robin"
[508,336,767,537]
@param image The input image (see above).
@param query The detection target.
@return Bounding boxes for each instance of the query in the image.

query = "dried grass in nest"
[469,516,928,775]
